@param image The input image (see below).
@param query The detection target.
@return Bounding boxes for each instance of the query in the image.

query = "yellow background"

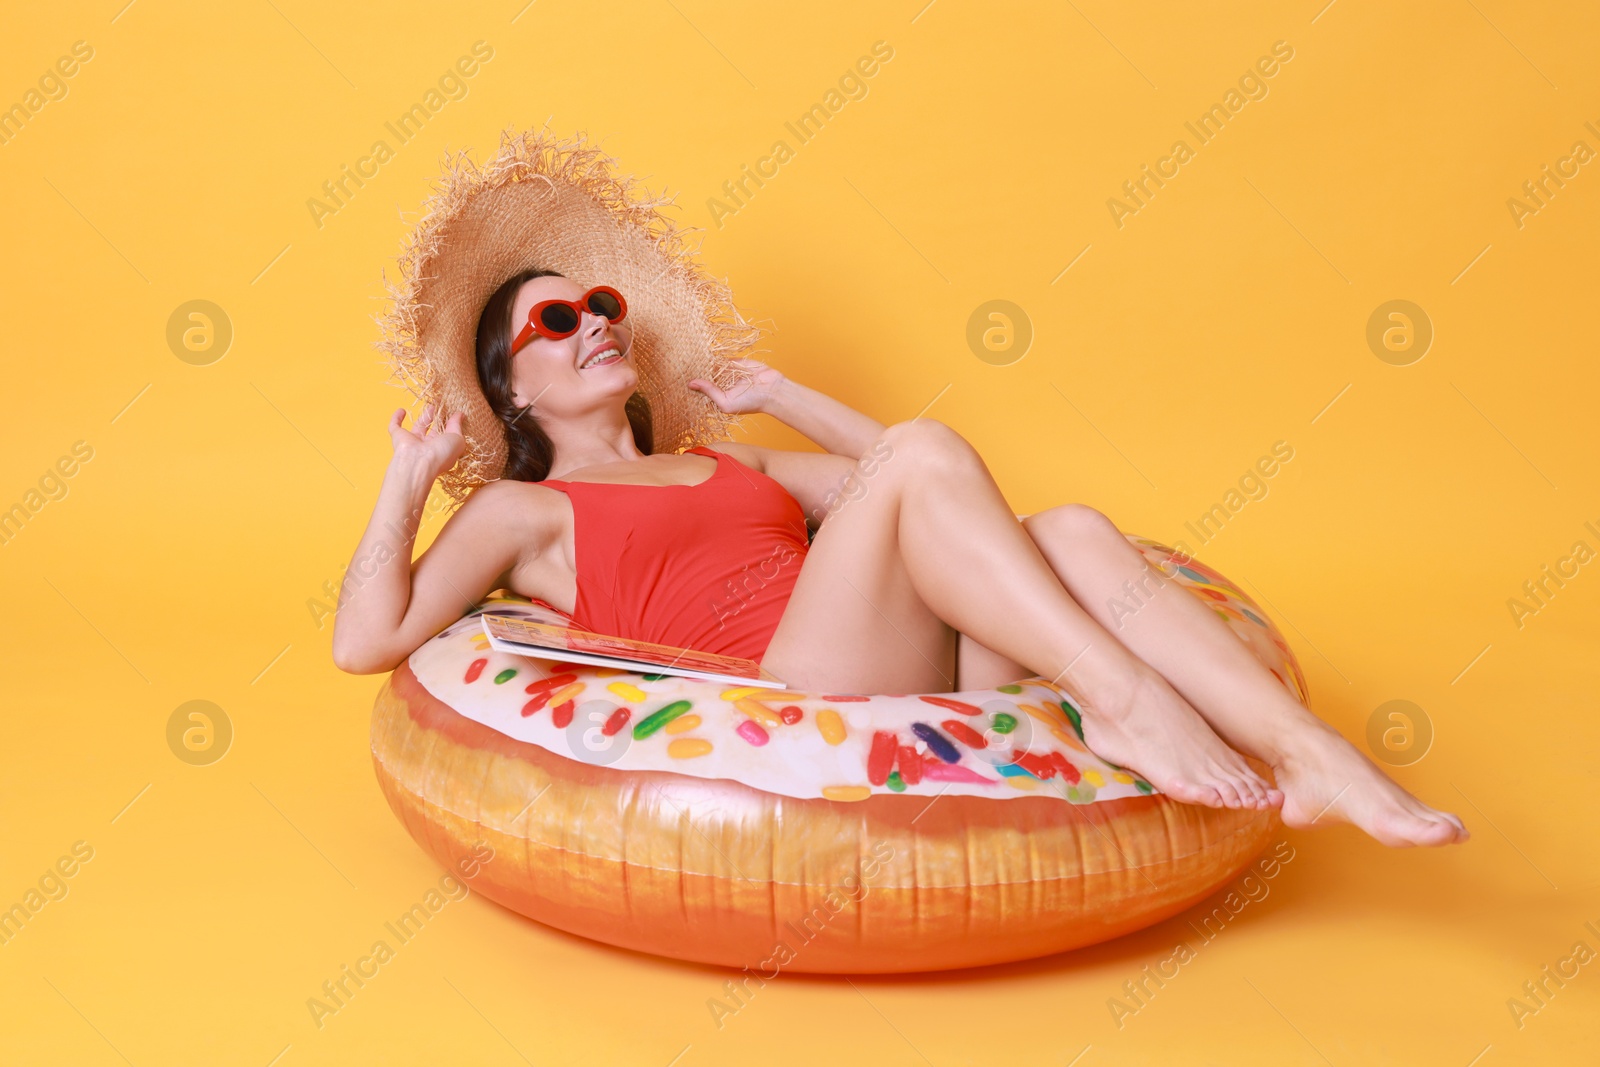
[3,1,1598,1063]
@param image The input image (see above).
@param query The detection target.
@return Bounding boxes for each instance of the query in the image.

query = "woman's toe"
[1243,774,1271,807]
[1174,781,1222,808]
[1233,770,1267,806]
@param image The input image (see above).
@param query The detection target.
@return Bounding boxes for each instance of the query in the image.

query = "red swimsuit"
[533,446,810,663]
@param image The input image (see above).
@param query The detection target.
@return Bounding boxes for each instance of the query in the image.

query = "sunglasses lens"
[539,304,579,335]
[588,291,622,320]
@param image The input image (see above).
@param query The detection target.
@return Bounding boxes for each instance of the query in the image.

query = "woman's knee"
[1022,503,1121,546]
[878,418,981,472]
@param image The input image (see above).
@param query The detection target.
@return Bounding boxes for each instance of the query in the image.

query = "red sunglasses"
[510,285,628,355]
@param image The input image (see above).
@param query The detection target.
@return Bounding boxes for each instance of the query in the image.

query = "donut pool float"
[369,536,1306,973]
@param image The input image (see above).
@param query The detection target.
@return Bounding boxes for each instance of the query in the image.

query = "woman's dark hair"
[474,267,654,483]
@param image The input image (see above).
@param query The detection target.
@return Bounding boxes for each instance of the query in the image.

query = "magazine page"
[480,609,787,688]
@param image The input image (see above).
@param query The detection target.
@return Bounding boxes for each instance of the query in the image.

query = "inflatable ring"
[369,536,1305,973]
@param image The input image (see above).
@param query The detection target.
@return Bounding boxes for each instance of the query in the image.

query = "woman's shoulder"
[449,477,570,537]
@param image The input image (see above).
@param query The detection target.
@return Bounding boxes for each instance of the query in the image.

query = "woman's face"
[506,275,638,417]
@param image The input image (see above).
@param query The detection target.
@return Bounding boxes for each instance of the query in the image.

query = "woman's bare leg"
[954,628,1030,691]
[976,504,1464,846]
[761,419,1276,810]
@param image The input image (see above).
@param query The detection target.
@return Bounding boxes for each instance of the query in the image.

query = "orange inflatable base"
[371,664,1280,974]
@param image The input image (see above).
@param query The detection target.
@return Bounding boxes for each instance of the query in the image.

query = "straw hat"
[375,124,764,504]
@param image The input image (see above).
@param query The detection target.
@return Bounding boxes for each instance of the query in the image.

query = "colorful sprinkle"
[632,700,692,739]
[922,763,998,785]
[1112,771,1135,784]
[1059,700,1084,740]
[822,785,871,801]
[551,701,575,729]
[1082,769,1105,787]
[896,745,923,785]
[867,731,897,786]
[525,673,578,695]
[996,684,1023,694]
[601,706,630,737]
[1019,703,1061,730]
[822,694,871,702]
[548,682,585,707]
[664,714,701,734]
[816,709,846,746]
[910,722,960,764]
[939,719,987,750]
[1004,776,1040,791]
[779,705,804,725]
[1134,779,1154,794]
[608,681,647,702]
[994,763,1032,778]
[1049,751,1082,785]
[736,720,770,747]
[493,668,518,685]
[918,695,981,716]
[519,697,546,717]
[990,712,1018,734]
[886,770,906,792]
[642,673,668,681]
[1013,751,1057,779]
[1051,728,1085,750]
[464,658,487,683]
[721,686,762,701]
[668,738,713,759]
[1018,702,1084,750]
[734,698,781,726]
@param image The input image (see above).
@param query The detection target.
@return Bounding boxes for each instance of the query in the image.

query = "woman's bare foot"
[1272,720,1469,846]
[1074,665,1285,811]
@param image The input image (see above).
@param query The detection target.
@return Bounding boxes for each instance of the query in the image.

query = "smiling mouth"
[579,344,625,370]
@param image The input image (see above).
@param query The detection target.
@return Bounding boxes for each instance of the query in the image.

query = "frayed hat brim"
[374,124,764,504]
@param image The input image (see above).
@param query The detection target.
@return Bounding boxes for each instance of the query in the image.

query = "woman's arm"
[688,359,885,459]
[762,375,886,459]
[330,406,534,675]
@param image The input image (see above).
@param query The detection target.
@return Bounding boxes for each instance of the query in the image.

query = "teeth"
[581,347,620,369]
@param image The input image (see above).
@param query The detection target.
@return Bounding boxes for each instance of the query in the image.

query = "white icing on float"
[406,538,1304,804]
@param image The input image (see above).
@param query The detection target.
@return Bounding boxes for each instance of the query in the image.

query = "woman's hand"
[687,358,787,415]
[387,403,464,479]
[334,402,502,675]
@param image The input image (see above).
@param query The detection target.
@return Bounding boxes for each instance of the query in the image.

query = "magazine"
[480,606,787,688]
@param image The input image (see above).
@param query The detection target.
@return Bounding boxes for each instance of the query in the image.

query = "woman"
[335,269,1469,849]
